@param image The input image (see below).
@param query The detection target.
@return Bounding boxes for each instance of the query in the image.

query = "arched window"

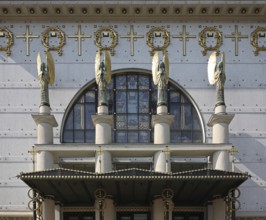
[61,70,205,143]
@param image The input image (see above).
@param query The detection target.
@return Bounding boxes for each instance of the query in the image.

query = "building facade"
[0,1,265,220]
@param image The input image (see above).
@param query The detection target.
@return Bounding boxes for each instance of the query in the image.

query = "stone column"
[152,197,164,220]
[55,203,61,220]
[152,106,174,173]
[92,106,113,173]
[213,197,226,220]
[208,105,234,220]
[207,201,214,220]
[32,106,58,220]
[207,105,234,171]
[42,196,55,220]
[32,105,58,171]
[95,196,115,220]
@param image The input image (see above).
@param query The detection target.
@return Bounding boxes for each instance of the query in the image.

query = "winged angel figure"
[95,50,111,106]
[208,51,226,107]
[152,51,169,106]
[37,51,55,107]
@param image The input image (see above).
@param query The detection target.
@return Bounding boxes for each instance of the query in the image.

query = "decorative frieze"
[1,24,264,57]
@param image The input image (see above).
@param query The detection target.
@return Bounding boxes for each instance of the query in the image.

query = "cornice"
[0,1,265,21]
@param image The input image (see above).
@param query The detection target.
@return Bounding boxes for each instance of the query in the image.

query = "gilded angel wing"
[104,50,111,84]
[152,51,159,85]
[95,50,101,85]
[163,51,169,85]
[208,51,217,85]
[46,51,55,85]
[37,52,42,78]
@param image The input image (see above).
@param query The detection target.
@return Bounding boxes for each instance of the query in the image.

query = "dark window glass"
[62,72,203,143]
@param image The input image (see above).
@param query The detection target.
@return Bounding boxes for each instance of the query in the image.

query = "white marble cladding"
[0,19,265,216]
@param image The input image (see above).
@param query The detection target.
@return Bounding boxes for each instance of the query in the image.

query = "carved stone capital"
[32,114,58,127]
[92,115,114,127]
[152,114,174,127]
[207,113,234,127]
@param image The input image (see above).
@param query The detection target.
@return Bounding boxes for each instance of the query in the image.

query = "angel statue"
[95,50,111,106]
[208,51,226,107]
[37,51,55,107]
[152,51,169,106]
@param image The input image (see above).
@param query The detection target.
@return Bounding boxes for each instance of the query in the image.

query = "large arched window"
[61,70,205,143]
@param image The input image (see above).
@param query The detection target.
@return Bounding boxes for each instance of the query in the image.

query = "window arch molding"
[60,68,206,143]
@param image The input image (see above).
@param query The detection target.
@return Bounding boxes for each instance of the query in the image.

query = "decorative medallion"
[250,26,266,56]
[198,27,223,56]
[94,26,118,56]
[0,26,14,56]
[41,26,66,56]
[146,26,170,55]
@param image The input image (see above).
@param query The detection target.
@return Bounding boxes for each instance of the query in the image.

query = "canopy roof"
[19,168,249,206]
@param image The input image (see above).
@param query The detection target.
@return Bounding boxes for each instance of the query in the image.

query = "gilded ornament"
[250,26,266,56]
[198,27,223,56]
[94,26,118,56]
[41,26,66,56]
[146,26,170,56]
[0,27,14,56]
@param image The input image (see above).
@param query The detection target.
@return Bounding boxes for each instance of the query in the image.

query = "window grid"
[62,73,203,143]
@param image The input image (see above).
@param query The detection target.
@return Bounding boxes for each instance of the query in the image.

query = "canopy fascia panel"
[19,168,249,206]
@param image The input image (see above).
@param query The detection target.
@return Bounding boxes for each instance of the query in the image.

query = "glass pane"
[170,91,181,103]
[181,104,192,129]
[85,131,95,143]
[127,75,138,89]
[128,92,138,113]
[116,91,127,113]
[116,115,127,129]
[170,131,181,143]
[74,104,84,129]
[128,115,138,129]
[134,213,148,220]
[193,131,202,143]
[65,110,73,129]
[181,95,189,103]
[77,95,85,103]
[83,217,94,220]
[139,115,149,129]
[181,131,192,143]
[116,75,126,89]
[116,131,127,143]
[121,217,131,220]
[139,75,149,90]
[85,103,95,129]
[139,91,149,113]
[74,130,84,142]
[128,131,138,143]
[170,103,181,129]
[193,108,201,130]
[63,130,73,142]
[139,131,150,143]
[85,90,95,103]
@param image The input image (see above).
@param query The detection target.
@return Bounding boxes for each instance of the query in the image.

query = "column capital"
[152,114,174,127]
[207,113,234,127]
[32,114,58,127]
[92,115,113,127]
